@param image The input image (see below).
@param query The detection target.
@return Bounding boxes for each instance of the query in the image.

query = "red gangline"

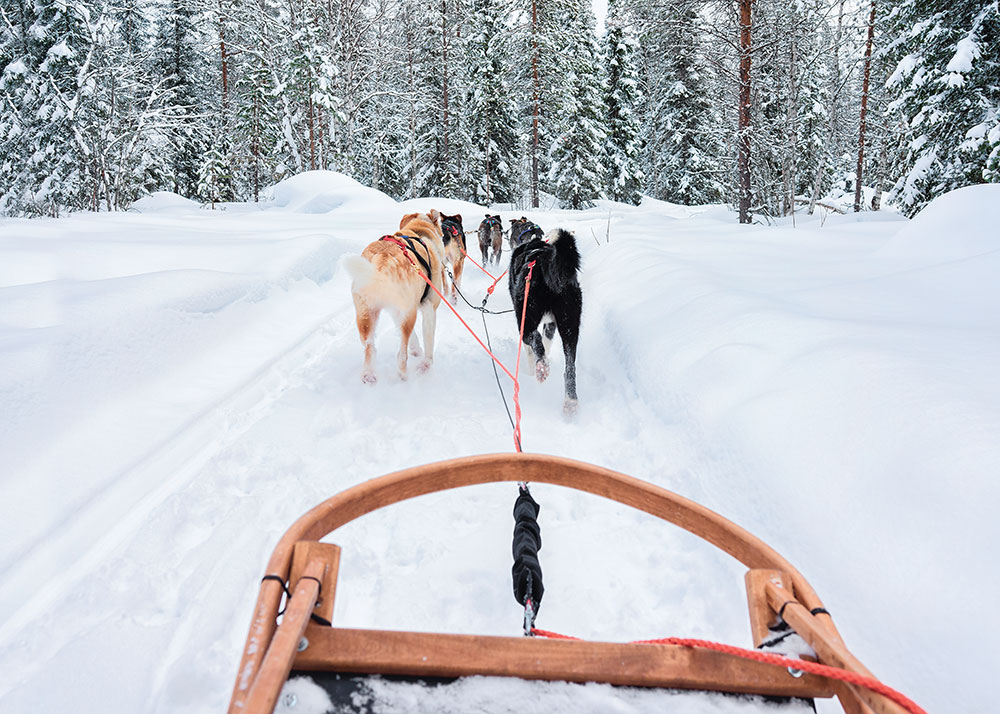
[512,260,536,452]
[382,238,532,451]
[530,629,926,714]
[456,242,509,297]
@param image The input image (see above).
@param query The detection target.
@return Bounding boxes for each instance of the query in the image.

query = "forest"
[1,0,997,220]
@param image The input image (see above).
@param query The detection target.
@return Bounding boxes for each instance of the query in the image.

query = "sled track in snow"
[0,306,353,653]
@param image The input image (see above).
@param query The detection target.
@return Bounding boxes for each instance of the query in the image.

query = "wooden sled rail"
[228,453,901,714]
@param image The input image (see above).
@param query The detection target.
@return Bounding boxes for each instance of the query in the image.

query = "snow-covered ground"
[1,172,998,714]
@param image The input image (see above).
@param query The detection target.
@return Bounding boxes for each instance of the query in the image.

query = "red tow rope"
[456,241,508,297]
[530,629,926,714]
[380,237,533,451]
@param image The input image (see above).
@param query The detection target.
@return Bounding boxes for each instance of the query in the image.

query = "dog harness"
[381,234,433,303]
[442,219,466,251]
[515,224,543,245]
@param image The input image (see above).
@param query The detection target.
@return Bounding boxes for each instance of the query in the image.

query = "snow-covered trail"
[0,189,749,714]
[1,174,998,714]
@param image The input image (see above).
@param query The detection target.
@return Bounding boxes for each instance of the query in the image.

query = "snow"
[0,172,997,714]
[945,32,980,75]
[274,675,813,714]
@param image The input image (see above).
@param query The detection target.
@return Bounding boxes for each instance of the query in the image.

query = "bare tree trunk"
[737,0,753,224]
[308,90,317,171]
[408,30,417,197]
[219,0,229,107]
[441,0,449,175]
[871,137,886,210]
[783,25,797,218]
[809,0,845,215]
[252,93,260,202]
[854,0,876,212]
[531,0,540,208]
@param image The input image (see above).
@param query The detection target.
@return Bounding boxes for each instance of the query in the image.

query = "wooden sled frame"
[228,453,902,714]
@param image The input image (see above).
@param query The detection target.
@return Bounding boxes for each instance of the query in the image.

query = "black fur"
[509,217,543,251]
[508,229,582,414]
[441,214,466,251]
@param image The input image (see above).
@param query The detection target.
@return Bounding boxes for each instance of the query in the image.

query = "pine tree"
[0,0,42,213]
[464,0,519,204]
[602,18,643,204]
[548,0,607,208]
[637,2,725,205]
[412,0,465,196]
[152,0,208,197]
[886,0,1000,216]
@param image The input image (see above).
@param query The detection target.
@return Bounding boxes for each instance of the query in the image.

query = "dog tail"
[343,254,376,291]
[541,229,581,292]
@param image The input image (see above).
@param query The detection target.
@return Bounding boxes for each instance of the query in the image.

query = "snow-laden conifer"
[602,17,643,205]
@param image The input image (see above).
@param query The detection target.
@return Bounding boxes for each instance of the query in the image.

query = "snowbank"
[130,191,201,213]
[878,183,1000,261]
[266,170,397,214]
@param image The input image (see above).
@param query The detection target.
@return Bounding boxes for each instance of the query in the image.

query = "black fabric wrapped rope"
[511,486,544,613]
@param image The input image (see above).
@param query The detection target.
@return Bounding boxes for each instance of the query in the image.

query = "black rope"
[261,574,331,626]
[481,309,518,448]
[447,267,513,315]
[776,600,832,623]
[777,600,796,622]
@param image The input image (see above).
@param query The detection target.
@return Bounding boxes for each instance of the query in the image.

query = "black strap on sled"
[262,574,333,626]
[512,484,544,633]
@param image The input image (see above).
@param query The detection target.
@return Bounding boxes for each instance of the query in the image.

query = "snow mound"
[880,184,1000,261]
[266,170,396,214]
[130,191,200,213]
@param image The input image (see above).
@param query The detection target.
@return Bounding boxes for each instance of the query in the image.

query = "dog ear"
[399,212,418,229]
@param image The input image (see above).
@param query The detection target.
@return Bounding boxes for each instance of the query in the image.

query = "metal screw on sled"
[297,636,309,652]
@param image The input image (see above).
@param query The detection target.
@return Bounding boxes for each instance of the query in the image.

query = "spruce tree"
[152,0,207,197]
[639,3,725,205]
[602,18,643,205]
[548,0,607,209]
[465,0,519,204]
[886,0,1000,215]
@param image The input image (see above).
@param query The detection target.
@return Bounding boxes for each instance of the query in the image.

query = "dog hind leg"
[397,309,417,380]
[408,330,423,357]
[556,313,580,415]
[418,301,436,373]
[354,297,379,384]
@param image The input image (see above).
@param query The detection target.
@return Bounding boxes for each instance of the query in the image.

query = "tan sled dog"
[345,210,446,384]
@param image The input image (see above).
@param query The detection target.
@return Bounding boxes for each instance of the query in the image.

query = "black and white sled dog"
[508,228,582,416]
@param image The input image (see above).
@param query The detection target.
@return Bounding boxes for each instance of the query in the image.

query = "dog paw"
[362,371,377,385]
[535,359,549,383]
[563,398,578,418]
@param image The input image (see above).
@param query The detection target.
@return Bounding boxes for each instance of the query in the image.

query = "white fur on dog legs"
[535,358,549,382]
[408,331,423,357]
[563,397,578,418]
[418,302,436,373]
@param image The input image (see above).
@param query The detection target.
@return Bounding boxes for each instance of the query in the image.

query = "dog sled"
[228,453,923,714]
